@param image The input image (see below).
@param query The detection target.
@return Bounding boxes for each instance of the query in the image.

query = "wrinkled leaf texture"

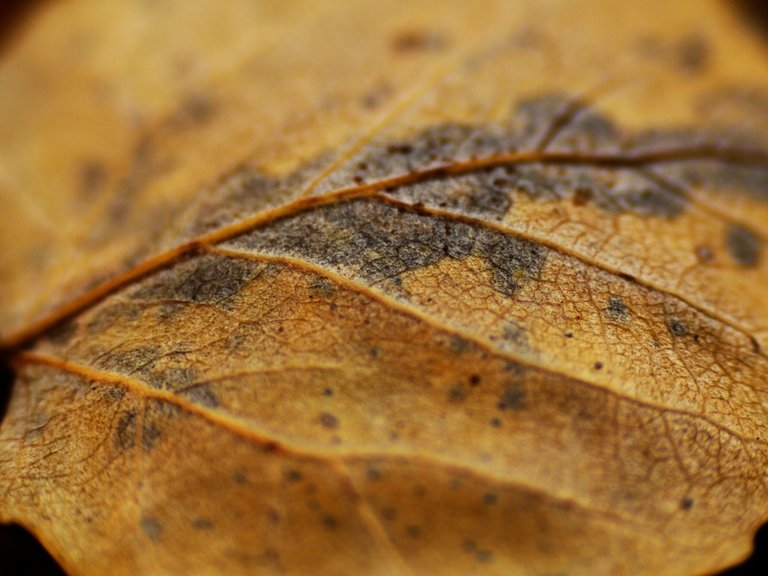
[2,1,768,575]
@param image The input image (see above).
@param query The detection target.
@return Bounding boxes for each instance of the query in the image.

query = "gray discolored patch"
[142,420,162,452]
[144,366,200,391]
[308,276,338,299]
[95,345,161,374]
[497,382,527,411]
[231,198,547,298]
[114,410,137,451]
[140,516,162,542]
[510,92,619,151]
[178,382,220,408]
[501,321,527,345]
[388,162,686,219]
[131,254,262,309]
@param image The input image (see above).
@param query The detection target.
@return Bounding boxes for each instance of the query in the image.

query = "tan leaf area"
[1,1,768,575]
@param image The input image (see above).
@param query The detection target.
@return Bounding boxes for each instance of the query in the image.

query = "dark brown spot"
[284,469,303,482]
[233,471,247,485]
[483,492,499,505]
[387,143,414,155]
[322,515,338,530]
[572,186,593,206]
[79,160,107,200]
[263,441,280,453]
[668,319,688,337]
[676,35,710,72]
[406,525,421,539]
[319,412,339,429]
[166,93,215,130]
[192,517,214,530]
[391,30,448,54]
[680,497,694,510]
[360,83,392,110]
[594,362,604,370]
[462,539,477,553]
[448,384,467,403]
[469,374,481,386]
[381,507,398,521]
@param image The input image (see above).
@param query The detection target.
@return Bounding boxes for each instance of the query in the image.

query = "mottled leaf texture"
[2,1,768,575]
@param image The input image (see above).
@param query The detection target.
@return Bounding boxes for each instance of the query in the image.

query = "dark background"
[0,0,766,574]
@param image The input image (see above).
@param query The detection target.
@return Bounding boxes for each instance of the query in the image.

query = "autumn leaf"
[2,1,768,574]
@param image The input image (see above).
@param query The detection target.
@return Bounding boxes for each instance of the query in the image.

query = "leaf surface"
[1,1,768,575]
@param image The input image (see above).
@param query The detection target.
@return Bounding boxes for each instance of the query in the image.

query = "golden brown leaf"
[1,1,768,574]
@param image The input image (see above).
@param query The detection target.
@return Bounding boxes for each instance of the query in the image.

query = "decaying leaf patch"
[2,1,768,575]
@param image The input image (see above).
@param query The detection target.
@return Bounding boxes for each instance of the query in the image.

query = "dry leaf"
[2,0,768,574]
